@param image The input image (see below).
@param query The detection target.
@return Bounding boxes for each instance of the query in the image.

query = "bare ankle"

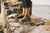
[22,13,25,15]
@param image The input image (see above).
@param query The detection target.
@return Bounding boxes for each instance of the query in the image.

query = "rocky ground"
[7,24,50,33]
[4,22,50,33]
[28,25,50,33]
[0,14,50,33]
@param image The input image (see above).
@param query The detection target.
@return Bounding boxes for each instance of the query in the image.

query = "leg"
[18,0,31,19]
[21,8,30,21]
[18,8,26,18]
[21,8,26,15]
[25,8,30,16]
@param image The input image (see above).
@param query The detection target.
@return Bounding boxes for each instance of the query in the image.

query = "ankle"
[28,11,30,16]
[25,14,30,16]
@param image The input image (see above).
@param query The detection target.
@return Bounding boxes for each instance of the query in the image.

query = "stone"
[45,22,50,25]
[22,25,37,33]
[9,23,22,33]
[28,25,50,33]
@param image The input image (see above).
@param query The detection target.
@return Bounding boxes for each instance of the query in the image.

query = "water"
[32,5,50,19]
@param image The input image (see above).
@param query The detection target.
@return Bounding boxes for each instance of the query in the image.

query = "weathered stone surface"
[8,23,37,33]
[28,25,50,33]
[9,23,23,33]
[22,25,37,33]
[45,22,50,25]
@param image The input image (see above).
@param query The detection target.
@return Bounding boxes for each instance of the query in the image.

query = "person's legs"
[20,8,26,15]
[18,8,26,18]
[20,0,31,20]
[18,0,31,20]
[21,8,30,20]
[26,8,30,16]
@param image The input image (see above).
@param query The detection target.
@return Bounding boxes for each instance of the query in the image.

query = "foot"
[18,13,24,19]
[21,15,29,21]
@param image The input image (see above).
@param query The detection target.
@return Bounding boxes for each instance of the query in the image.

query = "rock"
[45,22,50,25]
[9,23,23,33]
[30,16,45,26]
[30,16,37,19]
[14,26,23,33]
[4,28,7,33]
[43,27,50,31]
[22,25,37,33]
[0,22,3,25]
[8,18,15,23]
[13,25,36,33]
[28,25,50,33]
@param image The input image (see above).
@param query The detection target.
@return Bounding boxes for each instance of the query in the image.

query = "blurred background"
[31,0,50,19]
